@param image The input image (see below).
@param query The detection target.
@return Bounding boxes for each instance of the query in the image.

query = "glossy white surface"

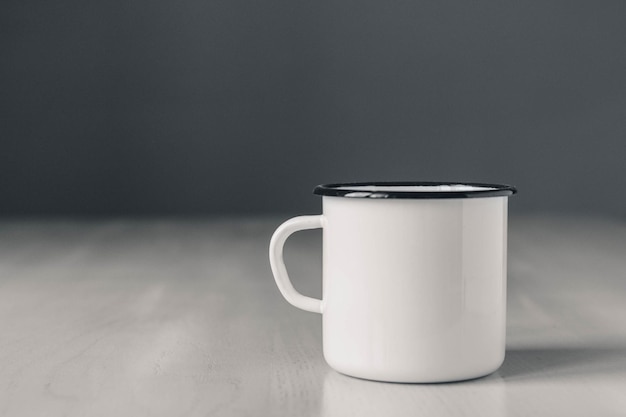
[1,216,626,415]
[321,197,508,382]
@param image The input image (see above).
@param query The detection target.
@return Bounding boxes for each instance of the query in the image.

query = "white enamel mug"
[269,182,517,383]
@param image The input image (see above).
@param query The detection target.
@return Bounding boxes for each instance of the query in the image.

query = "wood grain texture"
[0,216,625,416]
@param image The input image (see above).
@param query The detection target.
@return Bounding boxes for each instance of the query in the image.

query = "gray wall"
[2,0,625,217]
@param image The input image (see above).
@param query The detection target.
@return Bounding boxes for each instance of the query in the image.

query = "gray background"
[2,0,625,217]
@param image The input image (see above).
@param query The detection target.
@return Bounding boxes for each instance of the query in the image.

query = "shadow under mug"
[270,182,517,383]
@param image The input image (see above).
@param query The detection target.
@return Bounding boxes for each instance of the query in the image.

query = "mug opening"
[313,182,516,199]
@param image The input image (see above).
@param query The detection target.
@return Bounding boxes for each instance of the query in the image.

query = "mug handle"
[269,215,325,314]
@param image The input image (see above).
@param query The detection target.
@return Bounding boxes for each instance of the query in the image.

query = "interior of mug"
[334,184,495,192]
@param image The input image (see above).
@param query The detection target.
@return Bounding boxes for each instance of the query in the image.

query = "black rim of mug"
[313,182,517,199]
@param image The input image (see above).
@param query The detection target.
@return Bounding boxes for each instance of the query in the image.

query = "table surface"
[1,215,626,416]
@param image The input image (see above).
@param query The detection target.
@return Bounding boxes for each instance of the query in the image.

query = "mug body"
[321,193,508,382]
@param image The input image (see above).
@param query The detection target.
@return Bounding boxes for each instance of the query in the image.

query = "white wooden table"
[1,216,625,416]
